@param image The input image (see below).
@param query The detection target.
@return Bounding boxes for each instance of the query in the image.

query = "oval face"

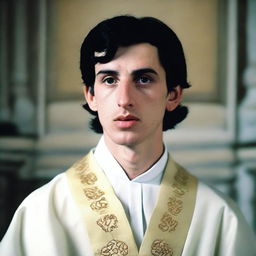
[88,43,177,150]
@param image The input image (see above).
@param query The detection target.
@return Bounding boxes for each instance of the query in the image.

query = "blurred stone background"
[0,0,256,239]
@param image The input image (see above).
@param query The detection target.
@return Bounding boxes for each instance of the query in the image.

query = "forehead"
[95,43,163,73]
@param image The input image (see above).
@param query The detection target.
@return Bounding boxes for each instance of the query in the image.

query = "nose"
[117,82,134,108]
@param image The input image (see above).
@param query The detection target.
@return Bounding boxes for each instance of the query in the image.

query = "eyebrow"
[96,70,119,76]
[131,68,158,77]
[96,68,158,77]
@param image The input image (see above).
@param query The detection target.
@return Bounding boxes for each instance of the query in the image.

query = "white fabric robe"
[0,139,256,255]
[94,137,168,247]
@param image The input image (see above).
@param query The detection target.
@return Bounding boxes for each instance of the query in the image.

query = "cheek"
[92,90,105,109]
[96,102,112,122]
[145,100,167,124]
[94,87,112,104]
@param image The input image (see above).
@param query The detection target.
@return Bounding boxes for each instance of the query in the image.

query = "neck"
[104,137,164,180]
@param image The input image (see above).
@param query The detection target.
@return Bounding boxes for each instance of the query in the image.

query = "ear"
[83,86,97,111]
[166,85,183,112]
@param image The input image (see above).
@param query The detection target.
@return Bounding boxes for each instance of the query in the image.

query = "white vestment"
[0,137,255,256]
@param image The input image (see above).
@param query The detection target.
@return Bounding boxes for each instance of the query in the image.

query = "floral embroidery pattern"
[159,212,178,232]
[74,156,109,212]
[174,169,188,185]
[101,239,128,256]
[73,157,90,173]
[71,155,195,256]
[167,197,183,216]
[172,170,188,198]
[90,197,108,211]
[80,172,97,185]
[83,187,104,200]
[151,240,173,256]
[159,168,189,233]
[74,156,128,252]
[97,214,118,232]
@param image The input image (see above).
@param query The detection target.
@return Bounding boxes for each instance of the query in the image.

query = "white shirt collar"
[93,136,168,185]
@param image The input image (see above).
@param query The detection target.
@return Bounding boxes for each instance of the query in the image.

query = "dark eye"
[103,76,117,85]
[137,76,153,85]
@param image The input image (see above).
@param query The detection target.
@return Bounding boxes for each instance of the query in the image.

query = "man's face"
[85,43,181,148]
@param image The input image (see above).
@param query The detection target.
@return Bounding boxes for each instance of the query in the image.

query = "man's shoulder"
[19,173,68,209]
[196,180,244,219]
[170,159,239,214]
[183,180,256,255]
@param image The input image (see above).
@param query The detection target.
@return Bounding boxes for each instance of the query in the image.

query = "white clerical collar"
[93,136,168,185]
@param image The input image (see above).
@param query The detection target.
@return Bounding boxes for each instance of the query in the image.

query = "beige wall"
[49,0,218,102]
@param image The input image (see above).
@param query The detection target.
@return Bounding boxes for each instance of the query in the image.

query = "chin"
[110,132,142,147]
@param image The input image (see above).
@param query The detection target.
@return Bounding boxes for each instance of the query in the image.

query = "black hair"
[80,15,191,133]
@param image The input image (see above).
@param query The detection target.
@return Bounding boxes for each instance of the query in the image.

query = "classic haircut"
[80,15,191,133]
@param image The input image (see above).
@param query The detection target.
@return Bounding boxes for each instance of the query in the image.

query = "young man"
[1,15,255,256]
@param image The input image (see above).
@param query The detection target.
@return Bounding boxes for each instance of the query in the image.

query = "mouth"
[114,115,140,128]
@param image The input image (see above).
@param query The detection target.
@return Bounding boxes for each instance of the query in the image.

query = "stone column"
[239,0,256,142]
[236,163,256,230]
[0,0,10,122]
[12,0,35,135]
[37,0,47,137]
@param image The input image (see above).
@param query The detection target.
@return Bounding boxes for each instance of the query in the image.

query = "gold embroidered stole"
[66,151,197,256]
